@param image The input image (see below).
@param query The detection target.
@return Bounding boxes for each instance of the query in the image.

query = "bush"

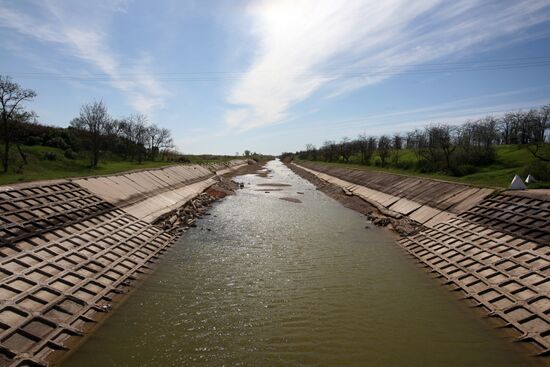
[64,148,77,160]
[450,164,478,177]
[46,136,69,149]
[417,160,438,173]
[15,162,24,174]
[43,152,57,161]
[394,160,414,170]
[520,160,550,182]
[176,156,191,163]
[26,136,43,146]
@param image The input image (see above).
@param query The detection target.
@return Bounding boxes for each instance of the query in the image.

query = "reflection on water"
[64,160,537,366]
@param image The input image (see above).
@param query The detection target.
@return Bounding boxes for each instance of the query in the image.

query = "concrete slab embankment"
[0,160,248,366]
[401,191,550,354]
[293,161,493,227]
[293,161,550,355]
[74,160,248,223]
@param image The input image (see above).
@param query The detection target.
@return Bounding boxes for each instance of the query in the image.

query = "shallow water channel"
[64,160,538,366]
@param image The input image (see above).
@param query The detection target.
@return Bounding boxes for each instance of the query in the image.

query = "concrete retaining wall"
[0,160,248,366]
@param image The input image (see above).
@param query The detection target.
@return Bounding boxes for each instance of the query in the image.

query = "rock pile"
[207,177,239,198]
[365,210,422,236]
[366,211,391,226]
[155,177,241,234]
[157,193,217,234]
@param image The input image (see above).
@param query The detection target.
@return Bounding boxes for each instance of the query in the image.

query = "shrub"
[450,164,478,177]
[520,160,550,182]
[417,160,438,173]
[26,136,43,146]
[64,148,77,160]
[43,152,57,161]
[15,163,24,174]
[394,160,414,170]
[177,156,191,163]
[46,136,69,149]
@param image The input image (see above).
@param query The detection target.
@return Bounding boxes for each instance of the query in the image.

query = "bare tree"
[339,137,352,163]
[0,75,37,172]
[377,135,391,165]
[13,110,36,165]
[366,137,377,165]
[527,104,550,161]
[156,128,174,157]
[499,113,514,144]
[70,101,111,168]
[406,129,425,162]
[305,143,316,160]
[130,114,149,164]
[437,125,457,172]
[321,140,337,162]
[146,124,172,161]
[392,133,403,164]
[356,133,371,164]
[117,118,136,159]
[532,105,549,143]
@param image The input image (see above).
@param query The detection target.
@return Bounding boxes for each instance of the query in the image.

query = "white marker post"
[510,175,527,190]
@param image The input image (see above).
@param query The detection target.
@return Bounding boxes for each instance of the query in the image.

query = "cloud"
[0,0,168,115]
[226,0,550,130]
[254,96,550,148]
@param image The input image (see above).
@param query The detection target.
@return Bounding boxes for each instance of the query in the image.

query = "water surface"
[64,159,538,366]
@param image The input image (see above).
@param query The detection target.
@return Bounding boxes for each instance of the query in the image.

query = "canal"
[63,159,538,366]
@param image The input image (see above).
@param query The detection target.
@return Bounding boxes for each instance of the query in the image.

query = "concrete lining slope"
[461,192,550,245]
[0,181,178,366]
[292,162,492,227]
[0,160,249,366]
[292,161,549,355]
[399,194,550,354]
[73,160,248,223]
[294,161,493,219]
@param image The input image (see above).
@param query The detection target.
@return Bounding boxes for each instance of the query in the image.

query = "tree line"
[70,101,174,167]
[293,105,550,178]
[0,75,176,172]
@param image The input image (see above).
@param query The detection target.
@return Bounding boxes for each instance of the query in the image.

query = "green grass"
[299,145,550,189]
[0,145,239,186]
[183,155,239,165]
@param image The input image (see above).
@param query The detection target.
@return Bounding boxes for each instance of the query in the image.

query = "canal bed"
[63,160,540,366]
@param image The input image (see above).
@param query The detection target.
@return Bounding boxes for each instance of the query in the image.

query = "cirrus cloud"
[0,0,168,115]
[226,0,550,130]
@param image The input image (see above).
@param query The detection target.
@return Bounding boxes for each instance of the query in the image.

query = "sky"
[1,0,550,155]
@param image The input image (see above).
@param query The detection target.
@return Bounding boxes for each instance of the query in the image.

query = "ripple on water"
[63,160,541,367]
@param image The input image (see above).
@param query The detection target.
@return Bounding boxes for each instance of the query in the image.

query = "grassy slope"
[299,145,548,189]
[0,145,237,186]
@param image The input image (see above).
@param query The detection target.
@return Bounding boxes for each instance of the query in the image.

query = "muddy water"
[64,160,538,367]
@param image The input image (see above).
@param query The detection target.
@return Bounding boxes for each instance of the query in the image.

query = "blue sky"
[1,0,550,155]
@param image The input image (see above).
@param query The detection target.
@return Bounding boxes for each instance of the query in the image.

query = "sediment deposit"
[291,161,549,355]
[0,160,249,366]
